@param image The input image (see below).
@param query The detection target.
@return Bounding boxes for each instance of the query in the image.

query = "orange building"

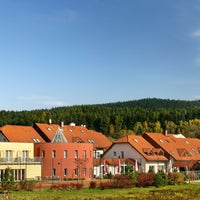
[34,142,93,180]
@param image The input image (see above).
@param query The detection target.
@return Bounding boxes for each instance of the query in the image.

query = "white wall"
[103,143,167,173]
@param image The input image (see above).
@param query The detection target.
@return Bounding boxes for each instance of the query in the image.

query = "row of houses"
[0,122,200,181]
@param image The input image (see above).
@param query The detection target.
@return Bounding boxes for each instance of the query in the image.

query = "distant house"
[0,123,112,181]
[34,128,93,180]
[33,122,112,158]
[143,132,200,171]
[103,135,168,174]
[0,125,43,181]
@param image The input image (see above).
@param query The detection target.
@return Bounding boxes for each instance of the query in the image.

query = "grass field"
[2,183,200,200]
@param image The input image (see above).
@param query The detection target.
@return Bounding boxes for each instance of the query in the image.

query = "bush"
[168,172,185,185]
[154,171,168,187]
[89,181,97,189]
[99,182,112,190]
[75,183,83,190]
[112,175,134,188]
[137,173,155,187]
[19,180,36,191]
[1,167,14,191]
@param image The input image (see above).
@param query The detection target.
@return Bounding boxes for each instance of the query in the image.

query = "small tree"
[125,163,138,186]
[154,171,168,187]
[1,167,14,191]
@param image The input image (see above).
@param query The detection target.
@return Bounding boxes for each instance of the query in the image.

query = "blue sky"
[1,0,200,111]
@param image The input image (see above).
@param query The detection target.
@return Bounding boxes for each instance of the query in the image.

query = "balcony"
[0,157,42,164]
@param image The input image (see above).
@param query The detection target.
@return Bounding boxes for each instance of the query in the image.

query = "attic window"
[33,138,40,143]
[33,138,37,142]
[88,139,94,144]
[47,127,51,131]
[69,129,73,133]
[185,141,189,144]
[166,140,170,143]
[192,148,196,152]
[134,139,138,143]
[148,150,154,156]
[171,151,175,155]
[160,139,164,143]
[81,130,85,133]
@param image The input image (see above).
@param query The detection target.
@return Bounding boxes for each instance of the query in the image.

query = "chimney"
[165,130,168,136]
[49,119,52,125]
[61,121,64,128]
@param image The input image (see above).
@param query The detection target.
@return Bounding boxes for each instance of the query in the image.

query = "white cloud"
[42,100,66,107]
[17,95,66,109]
[194,57,200,65]
[191,29,200,37]
[193,96,200,99]
[17,95,50,101]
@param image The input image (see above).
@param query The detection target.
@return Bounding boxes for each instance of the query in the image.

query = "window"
[42,150,45,158]
[64,150,67,158]
[121,151,124,158]
[22,150,29,162]
[83,150,86,159]
[114,152,116,156]
[75,150,78,159]
[149,166,155,173]
[64,168,67,176]
[83,168,86,176]
[52,168,56,176]
[52,150,56,158]
[75,168,78,176]
[6,150,12,162]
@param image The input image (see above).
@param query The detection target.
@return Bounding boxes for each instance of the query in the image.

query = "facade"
[0,123,112,181]
[33,122,112,159]
[0,142,41,181]
[103,135,168,173]
[34,142,93,180]
[93,158,135,178]
[143,132,200,172]
[33,127,94,180]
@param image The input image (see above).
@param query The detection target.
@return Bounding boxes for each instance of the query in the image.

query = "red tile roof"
[143,132,200,161]
[34,123,112,150]
[0,125,45,143]
[114,135,167,161]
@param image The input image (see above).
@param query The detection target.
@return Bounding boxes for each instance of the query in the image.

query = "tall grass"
[9,183,200,200]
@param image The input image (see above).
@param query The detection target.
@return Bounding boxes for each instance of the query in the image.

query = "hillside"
[1,98,200,139]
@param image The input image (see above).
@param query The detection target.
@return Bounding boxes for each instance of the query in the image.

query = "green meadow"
[3,183,200,200]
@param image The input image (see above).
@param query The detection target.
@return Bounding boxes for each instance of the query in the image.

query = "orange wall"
[34,143,93,180]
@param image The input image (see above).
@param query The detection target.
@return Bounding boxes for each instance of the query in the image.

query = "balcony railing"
[0,157,42,164]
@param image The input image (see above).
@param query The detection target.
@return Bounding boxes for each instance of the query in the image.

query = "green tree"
[1,167,14,191]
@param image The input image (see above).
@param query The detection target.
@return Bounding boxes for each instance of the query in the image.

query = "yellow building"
[0,142,42,181]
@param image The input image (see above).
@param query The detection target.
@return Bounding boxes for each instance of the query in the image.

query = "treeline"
[1,98,200,139]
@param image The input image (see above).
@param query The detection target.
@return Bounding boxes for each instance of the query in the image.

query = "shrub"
[75,183,83,190]
[137,173,155,187]
[154,171,168,187]
[99,182,112,190]
[89,181,97,189]
[112,175,134,188]
[1,167,14,191]
[19,180,36,191]
[168,172,185,185]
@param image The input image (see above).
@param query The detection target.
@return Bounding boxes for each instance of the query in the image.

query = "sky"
[1,0,200,111]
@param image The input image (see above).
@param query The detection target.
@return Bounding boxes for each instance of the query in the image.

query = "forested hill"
[1,98,200,139]
[99,98,200,109]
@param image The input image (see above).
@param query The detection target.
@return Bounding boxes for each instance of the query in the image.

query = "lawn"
[3,183,200,200]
